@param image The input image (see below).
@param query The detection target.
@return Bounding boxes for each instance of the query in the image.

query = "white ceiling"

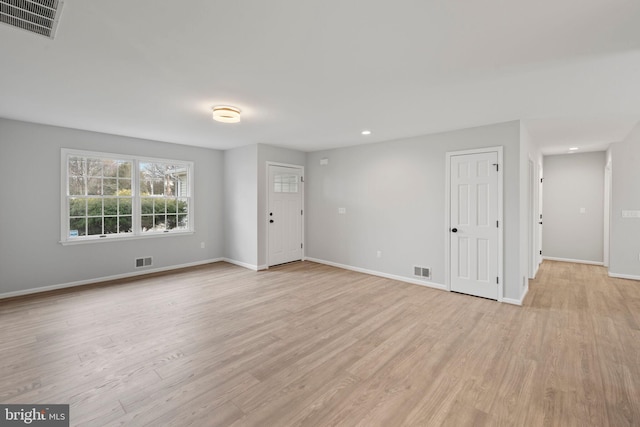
[1,0,639,153]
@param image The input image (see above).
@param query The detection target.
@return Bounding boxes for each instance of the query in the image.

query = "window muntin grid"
[139,161,190,233]
[274,174,299,193]
[67,156,133,237]
[62,149,193,243]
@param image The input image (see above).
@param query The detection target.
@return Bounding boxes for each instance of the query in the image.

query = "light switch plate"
[622,210,640,218]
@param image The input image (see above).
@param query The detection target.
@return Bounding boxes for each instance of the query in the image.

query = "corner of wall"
[609,122,640,278]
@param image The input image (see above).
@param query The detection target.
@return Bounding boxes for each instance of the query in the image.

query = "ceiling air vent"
[0,0,64,39]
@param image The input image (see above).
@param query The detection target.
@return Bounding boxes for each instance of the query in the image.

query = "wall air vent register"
[414,266,431,280]
[0,0,64,39]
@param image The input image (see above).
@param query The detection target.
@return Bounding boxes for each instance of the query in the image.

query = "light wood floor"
[1,260,639,426]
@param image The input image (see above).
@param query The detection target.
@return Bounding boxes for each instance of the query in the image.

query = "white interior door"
[450,151,499,300]
[529,158,535,279]
[268,165,303,267]
[538,164,543,267]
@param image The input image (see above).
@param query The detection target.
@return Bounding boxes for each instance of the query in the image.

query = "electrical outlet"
[338,207,346,214]
[200,242,205,249]
[376,250,382,258]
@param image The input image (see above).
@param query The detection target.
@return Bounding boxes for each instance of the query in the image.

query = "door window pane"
[274,174,299,193]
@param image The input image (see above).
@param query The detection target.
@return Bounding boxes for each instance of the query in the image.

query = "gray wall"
[257,144,306,268]
[305,121,524,301]
[222,143,306,269]
[1,117,537,302]
[223,144,258,267]
[0,118,224,295]
[610,123,640,278]
[542,152,605,263]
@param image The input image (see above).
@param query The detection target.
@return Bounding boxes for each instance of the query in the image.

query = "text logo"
[1,405,69,426]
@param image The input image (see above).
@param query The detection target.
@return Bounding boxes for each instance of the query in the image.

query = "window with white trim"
[61,149,193,243]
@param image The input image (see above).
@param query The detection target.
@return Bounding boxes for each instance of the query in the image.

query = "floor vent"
[135,257,153,268]
[414,266,431,280]
[0,0,64,39]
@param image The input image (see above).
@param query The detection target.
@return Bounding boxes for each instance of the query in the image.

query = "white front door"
[450,151,499,300]
[268,165,303,267]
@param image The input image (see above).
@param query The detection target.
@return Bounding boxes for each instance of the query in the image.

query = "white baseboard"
[608,272,640,281]
[502,284,528,306]
[0,258,224,300]
[305,258,525,305]
[222,258,260,271]
[222,258,268,271]
[305,257,447,291]
[543,256,604,266]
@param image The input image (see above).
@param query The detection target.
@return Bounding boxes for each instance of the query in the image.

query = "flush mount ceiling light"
[212,106,241,123]
[569,147,579,151]
[361,130,371,135]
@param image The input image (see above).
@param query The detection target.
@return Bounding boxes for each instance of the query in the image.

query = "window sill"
[60,230,195,246]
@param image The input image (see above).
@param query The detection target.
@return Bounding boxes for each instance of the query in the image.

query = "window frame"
[60,148,194,245]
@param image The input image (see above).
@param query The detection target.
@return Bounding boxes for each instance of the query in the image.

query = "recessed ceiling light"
[569,147,579,151]
[212,106,241,123]
[361,130,371,135]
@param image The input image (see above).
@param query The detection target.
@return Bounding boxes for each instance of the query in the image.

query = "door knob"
[451,228,458,233]
[270,219,274,223]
